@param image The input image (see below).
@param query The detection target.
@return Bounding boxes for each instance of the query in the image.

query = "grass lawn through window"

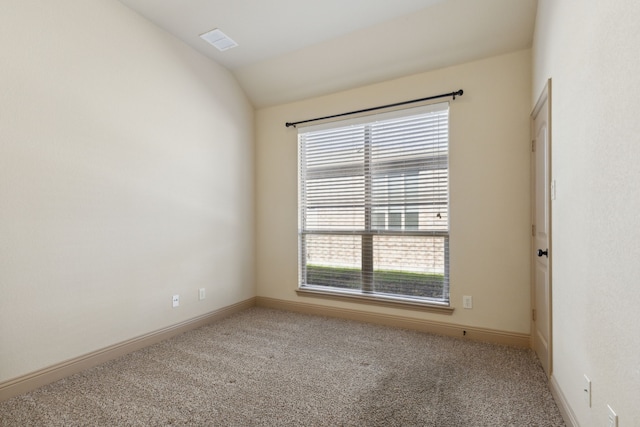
[305,265,445,299]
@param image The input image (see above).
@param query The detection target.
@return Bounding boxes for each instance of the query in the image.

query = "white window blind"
[298,103,450,304]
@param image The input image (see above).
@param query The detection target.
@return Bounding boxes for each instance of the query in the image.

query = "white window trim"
[297,103,451,309]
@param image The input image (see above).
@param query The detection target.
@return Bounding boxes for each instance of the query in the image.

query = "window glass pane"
[418,170,448,231]
[373,235,448,300]
[302,234,361,291]
[304,175,364,230]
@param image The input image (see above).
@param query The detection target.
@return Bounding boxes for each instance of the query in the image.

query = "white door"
[532,80,552,377]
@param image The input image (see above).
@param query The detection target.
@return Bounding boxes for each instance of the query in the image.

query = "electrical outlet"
[199,288,206,300]
[463,295,473,309]
[607,405,618,427]
[172,294,180,308]
[583,375,591,407]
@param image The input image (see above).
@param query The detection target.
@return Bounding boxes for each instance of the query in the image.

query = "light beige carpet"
[0,307,564,426]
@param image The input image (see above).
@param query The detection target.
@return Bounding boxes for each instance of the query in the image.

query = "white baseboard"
[256,296,531,348]
[0,297,256,402]
[549,374,580,427]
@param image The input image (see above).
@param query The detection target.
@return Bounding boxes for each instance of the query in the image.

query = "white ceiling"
[118,0,537,107]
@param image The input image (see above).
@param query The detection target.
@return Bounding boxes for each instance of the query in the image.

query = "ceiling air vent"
[199,28,238,51]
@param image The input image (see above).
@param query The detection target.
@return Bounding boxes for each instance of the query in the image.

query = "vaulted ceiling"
[118,0,537,107]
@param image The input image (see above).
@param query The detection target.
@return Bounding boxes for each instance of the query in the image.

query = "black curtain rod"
[285,89,463,128]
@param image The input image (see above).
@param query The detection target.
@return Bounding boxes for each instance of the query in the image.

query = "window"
[297,103,450,305]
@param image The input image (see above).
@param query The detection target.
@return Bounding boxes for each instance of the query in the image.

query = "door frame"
[531,78,553,377]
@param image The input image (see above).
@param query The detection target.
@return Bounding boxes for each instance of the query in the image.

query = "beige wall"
[0,1,254,382]
[256,50,532,333]
[533,1,640,426]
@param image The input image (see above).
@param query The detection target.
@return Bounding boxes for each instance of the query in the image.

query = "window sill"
[296,287,454,315]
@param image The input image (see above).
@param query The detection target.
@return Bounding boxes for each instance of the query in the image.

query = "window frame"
[297,103,452,312]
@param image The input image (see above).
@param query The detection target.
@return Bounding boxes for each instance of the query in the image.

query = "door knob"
[537,249,548,257]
